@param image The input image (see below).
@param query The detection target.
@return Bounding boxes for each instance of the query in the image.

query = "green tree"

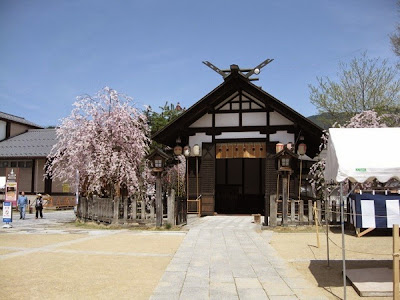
[147,101,184,149]
[147,101,183,135]
[309,52,400,126]
[391,1,400,64]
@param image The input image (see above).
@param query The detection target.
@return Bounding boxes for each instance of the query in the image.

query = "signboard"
[5,182,17,201]
[2,201,12,223]
[5,168,19,207]
[62,183,70,193]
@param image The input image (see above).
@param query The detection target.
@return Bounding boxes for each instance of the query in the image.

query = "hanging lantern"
[174,145,182,156]
[298,143,307,156]
[276,143,284,153]
[183,145,191,157]
[193,144,200,156]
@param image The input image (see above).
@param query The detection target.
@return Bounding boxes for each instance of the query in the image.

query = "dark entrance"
[215,158,265,214]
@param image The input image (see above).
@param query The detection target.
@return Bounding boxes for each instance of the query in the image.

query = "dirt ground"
[0,230,185,300]
[270,226,394,300]
[0,210,396,299]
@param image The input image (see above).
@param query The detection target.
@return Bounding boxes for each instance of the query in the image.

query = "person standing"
[35,194,43,219]
[17,191,28,219]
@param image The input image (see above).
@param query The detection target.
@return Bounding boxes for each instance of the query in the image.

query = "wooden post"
[123,196,128,224]
[141,199,145,220]
[314,201,320,248]
[308,200,313,224]
[132,197,137,221]
[269,194,277,227]
[156,173,162,227]
[332,200,337,224]
[113,197,119,224]
[317,200,322,223]
[291,199,295,223]
[282,173,288,226]
[168,189,176,225]
[394,224,399,300]
[299,200,304,224]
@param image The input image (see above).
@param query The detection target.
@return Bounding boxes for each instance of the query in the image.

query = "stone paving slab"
[150,215,328,300]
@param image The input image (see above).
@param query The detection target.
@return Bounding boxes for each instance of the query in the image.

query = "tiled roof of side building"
[0,111,43,128]
[0,129,57,158]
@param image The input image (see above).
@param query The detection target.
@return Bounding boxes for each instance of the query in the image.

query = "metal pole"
[325,188,330,267]
[340,182,347,299]
[394,224,399,300]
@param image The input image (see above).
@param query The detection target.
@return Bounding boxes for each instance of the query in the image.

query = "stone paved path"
[151,215,328,300]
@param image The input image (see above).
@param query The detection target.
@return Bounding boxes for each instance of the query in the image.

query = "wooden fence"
[269,194,350,226]
[76,193,187,225]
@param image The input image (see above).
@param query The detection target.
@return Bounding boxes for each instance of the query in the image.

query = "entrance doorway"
[215,158,265,214]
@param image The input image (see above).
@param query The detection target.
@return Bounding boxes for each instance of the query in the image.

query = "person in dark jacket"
[35,194,43,219]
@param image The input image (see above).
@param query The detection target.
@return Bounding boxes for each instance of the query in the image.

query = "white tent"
[324,127,400,299]
[325,127,400,183]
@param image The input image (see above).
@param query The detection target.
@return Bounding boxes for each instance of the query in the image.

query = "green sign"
[355,168,367,172]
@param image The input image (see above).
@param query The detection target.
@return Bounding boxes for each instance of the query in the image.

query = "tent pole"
[325,188,330,267]
[340,182,347,299]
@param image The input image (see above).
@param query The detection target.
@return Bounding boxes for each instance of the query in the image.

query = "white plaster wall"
[215,113,239,127]
[242,112,267,126]
[216,131,266,139]
[189,113,212,128]
[188,133,212,156]
[270,112,293,125]
[270,131,294,144]
[0,120,6,141]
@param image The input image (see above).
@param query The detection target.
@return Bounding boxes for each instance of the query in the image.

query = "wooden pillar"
[282,173,288,226]
[264,157,270,226]
[269,194,277,226]
[156,173,162,227]
[168,189,176,225]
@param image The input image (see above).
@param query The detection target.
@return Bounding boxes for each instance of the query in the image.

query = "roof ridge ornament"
[202,58,274,81]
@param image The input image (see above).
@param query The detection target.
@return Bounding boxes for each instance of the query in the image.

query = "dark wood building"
[152,64,322,218]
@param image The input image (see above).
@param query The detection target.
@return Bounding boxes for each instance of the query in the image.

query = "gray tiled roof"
[0,129,57,157]
[0,111,43,128]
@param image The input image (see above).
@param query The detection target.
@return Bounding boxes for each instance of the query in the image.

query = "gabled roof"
[152,68,323,156]
[0,111,43,129]
[0,129,56,158]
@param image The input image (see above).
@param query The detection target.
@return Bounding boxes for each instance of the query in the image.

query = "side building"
[0,112,75,208]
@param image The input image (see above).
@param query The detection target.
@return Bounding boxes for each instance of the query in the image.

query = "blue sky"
[0,0,398,127]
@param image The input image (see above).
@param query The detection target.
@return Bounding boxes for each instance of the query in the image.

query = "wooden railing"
[269,194,349,226]
[187,195,201,216]
[76,193,187,226]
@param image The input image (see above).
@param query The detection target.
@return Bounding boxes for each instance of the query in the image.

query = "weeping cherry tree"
[46,87,150,203]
